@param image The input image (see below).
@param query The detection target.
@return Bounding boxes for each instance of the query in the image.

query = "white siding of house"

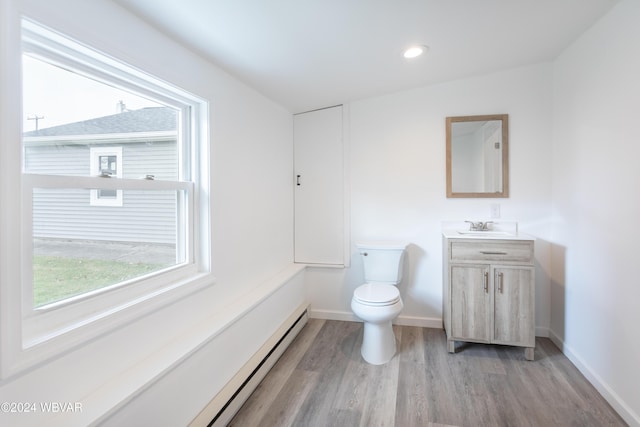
[27,140,178,244]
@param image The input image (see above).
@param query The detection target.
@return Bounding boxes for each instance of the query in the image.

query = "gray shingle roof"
[24,107,177,137]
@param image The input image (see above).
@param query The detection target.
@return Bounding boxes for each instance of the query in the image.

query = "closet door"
[294,105,344,265]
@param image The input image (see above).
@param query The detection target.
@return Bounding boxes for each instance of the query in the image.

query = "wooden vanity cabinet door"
[492,266,535,347]
[449,264,491,343]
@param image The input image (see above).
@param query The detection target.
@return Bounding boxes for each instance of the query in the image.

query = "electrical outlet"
[490,203,501,219]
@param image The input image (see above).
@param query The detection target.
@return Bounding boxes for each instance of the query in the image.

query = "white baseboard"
[308,308,443,329]
[189,304,309,427]
[535,326,550,337]
[310,308,552,337]
[549,328,640,427]
[395,314,442,329]
[308,308,358,322]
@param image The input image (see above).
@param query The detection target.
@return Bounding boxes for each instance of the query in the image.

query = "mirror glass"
[446,114,509,198]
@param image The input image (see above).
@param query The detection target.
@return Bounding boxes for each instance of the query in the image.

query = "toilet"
[351,241,407,365]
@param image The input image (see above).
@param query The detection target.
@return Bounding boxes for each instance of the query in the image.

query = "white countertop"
[442,229,536,241]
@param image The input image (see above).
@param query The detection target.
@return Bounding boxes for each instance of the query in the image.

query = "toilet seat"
[353,283,400,306]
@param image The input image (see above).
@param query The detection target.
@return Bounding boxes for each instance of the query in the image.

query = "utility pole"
[27,115,45,131]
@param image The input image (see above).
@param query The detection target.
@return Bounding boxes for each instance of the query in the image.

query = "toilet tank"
[356,241,408,285]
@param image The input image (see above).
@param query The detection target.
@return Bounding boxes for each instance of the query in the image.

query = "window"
[0,19,211,375]
[90,147,123,205]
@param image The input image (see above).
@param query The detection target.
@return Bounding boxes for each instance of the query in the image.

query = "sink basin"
[457,230,513,236]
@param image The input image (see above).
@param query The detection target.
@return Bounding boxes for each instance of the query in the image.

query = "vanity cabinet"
[443,234,535,360]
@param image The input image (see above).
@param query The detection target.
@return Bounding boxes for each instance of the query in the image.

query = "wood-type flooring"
[229,319,626,427]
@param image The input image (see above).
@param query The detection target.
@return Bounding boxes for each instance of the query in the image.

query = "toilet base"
[361,320,397,365]
[351,295,403,365]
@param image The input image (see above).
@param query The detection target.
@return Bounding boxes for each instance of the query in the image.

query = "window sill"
[2,272,215,379]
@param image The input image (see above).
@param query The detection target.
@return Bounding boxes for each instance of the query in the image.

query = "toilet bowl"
[351,284,403,364]
[351,241,407,365]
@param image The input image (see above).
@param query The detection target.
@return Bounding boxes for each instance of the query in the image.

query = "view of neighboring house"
[23,106,179,245]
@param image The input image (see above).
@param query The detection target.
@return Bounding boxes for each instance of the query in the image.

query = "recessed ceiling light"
[403,45,428,59]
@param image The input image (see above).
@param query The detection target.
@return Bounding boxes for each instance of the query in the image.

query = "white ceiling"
[114,0,619,113]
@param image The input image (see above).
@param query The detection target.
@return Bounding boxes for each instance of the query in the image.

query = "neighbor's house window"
[4,18,211,375]
[90,147,123,205]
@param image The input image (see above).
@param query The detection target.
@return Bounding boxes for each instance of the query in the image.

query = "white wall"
[0,0,300,425]
[307,63,554,334]
[551,0,640,424]
[3,0,636,425]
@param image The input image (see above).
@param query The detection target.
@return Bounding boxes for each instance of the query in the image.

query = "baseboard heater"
[190,306,309,427]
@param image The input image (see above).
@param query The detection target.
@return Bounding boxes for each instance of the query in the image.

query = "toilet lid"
[354,283,400,305]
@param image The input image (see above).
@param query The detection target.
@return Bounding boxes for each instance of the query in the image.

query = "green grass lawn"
[33,255,168,307]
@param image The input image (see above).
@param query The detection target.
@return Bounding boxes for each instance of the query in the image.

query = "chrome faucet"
[465,220,493,231]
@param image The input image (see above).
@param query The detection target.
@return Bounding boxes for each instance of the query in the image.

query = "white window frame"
[0,18,212,378]
[90,146,123,206]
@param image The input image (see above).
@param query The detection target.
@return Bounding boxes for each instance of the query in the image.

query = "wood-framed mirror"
[446,114,509,198]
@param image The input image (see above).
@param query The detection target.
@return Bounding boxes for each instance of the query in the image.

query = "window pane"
[32,188,186,307]
[22,54,179,181]
[23,53,188,308]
